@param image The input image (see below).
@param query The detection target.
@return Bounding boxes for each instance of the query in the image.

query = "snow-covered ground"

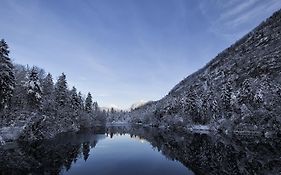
[0,136,5,145]
[187,125,212,134]
[0,126,24,144]
[106,121,129,127]
[189,125,210,131]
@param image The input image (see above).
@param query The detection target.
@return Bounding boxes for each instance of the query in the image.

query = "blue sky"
[1,0,281,109]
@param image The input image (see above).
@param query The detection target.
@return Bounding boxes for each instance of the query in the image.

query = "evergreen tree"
[239,79,253,104]
[77,92,84,110]
[93,101,99,113]
[110,107,115,114]
[85,92,93,113]
[41,72,55,114]
[70,87,80,111]
[42,73,54,97]
[27,67,42,109]
[211,99,218,120]
[10,64,28,110]
[186,88,198,123]
[54,73,68,107]
[201,97,209,124]
[254,89,263,106]
[0,39,15,111]
[221,80,232,111]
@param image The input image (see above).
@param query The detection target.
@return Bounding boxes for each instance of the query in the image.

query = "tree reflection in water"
[1,125,281,175]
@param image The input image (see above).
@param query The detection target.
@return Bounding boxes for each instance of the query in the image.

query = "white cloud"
[218,0,259,22]
[199,0,281,40]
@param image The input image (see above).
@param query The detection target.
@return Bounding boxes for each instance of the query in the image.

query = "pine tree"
[254,89,263,106]
[77,91,84,110]
[85,92,93,113]
[54,73,68,107]
[11,64,28,110]
[41,73,55,114]
[186,87,199,123]
[0,39,15,111]
[239,79,253,104]
[110,107,115,114]
[27,67,42,109]
[221,80,232,111]
[70,87,80,111]
[42,73,54,97]
[211,99,218,120]
[201,97,209,124]
[93,101,99,113]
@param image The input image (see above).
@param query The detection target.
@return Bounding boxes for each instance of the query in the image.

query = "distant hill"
[130,9,281,133]
[130,100,149,110]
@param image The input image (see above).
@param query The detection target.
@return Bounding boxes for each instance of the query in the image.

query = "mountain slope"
[130,9,281,132]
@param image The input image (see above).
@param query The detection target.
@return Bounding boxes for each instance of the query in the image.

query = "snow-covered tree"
[254,89,263,106]
[211,99,218,120]
[70,87,80,111]
[41,73,55,114]
[27,67,42,109]
[54,73,68,107]
[0,39,15,111]
[77,91,84,110]
[10,64,28,110]
[186,88,199,123]
[239,79,253,104]
[93,101,99,113]
[42,73,54,97]
[85,92,93,113]
[201,97,210,124]
[221,80,232,111]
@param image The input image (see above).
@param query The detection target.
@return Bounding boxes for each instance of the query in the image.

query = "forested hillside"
[130,10,281,134]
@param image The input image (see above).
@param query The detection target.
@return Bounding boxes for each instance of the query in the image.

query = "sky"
[0,0,281,109]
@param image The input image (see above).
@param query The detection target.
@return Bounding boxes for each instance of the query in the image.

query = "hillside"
[130,9,281,133]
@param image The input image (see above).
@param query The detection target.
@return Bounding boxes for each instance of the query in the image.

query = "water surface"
[1,125,281,175]
[63,133,191,175]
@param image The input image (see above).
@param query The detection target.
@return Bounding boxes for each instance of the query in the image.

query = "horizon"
[1,0,281,109]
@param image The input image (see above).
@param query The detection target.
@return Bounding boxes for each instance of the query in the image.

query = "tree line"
[0,39,106,128]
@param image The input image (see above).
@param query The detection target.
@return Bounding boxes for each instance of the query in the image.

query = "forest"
[0,39,107,143]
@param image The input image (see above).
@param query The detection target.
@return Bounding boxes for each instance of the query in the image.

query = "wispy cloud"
[84,56,115,78]
[199,0,281,40]
[3,0,281,109]
[218,0,259,22]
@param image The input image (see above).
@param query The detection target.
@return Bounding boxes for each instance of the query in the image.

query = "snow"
[187,125,211,134]
[264,131,273,138]
[0,136,5,146]
[29,81,35,89]
[35,92,41,99]
[0,126,24,142]
[130,100,148,110]
[107,121,128,126]
[190,125,210,131]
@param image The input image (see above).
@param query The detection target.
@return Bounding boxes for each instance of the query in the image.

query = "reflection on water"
[1,125,281,175]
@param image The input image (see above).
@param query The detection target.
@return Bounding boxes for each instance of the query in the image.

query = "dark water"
[1,125,281,175]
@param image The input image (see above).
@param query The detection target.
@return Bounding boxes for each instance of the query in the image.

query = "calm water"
[62,133,191,175]
[1,125,281,175]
